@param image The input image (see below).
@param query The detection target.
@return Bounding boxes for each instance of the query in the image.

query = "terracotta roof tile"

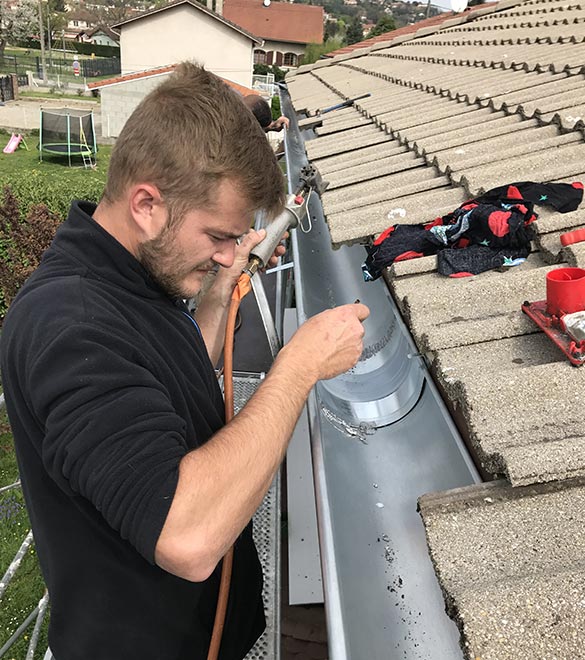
[223,0,323,45]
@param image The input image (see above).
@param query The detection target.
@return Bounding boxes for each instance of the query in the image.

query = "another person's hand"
[284,304,370,381]
[268,116,290,132]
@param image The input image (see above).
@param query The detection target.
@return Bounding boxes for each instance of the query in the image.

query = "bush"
[14,38,120,59]
[271,95,281,121]
[253,63,286,82]
[73,42,120,58]
[0,176,105,321]
[0,174,104,221]
[0,187,62,317]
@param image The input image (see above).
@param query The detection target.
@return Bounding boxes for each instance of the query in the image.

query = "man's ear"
[128,183,166,240]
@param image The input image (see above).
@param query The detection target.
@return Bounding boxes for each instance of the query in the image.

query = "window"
[283,52,297,67]
[254,50,267,65]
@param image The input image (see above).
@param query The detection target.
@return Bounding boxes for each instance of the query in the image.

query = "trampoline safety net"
[40,107,97,165]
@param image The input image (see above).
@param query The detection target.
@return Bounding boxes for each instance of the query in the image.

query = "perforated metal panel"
[232,375,281,660]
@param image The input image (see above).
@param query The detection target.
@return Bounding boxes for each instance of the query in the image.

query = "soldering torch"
[243,165,328,278]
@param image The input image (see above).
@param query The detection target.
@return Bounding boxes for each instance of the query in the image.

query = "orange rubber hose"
[206,273,252,660]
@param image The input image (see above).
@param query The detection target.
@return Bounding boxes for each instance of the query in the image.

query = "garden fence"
[0,75,16,102]
[0,53,120,84]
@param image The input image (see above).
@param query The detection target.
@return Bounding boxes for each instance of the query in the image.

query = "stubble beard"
[137,223,205,300]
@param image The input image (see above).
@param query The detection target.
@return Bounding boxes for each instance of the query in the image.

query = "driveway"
[0,97,107,143]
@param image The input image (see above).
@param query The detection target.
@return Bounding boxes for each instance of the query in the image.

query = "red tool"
[522,267,585,366]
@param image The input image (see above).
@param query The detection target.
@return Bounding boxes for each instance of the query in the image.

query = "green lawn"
[0,128,111,220]
[20,90,100,103]
[0,411,49,659]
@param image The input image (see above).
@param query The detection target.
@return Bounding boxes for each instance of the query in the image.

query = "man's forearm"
[155,343,315,581]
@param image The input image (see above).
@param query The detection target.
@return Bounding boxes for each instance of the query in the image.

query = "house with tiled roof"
[64,8,99,40]
[80,25,120,48]
[223,0,324,68]
[281,0,585,656]
[111,0,261,84]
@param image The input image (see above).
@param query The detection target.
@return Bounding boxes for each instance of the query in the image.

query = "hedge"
[15,38,120,59]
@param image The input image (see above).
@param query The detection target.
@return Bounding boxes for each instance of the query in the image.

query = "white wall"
[255,39,306,67]
[119,5,254,87]
[100,73,171,138]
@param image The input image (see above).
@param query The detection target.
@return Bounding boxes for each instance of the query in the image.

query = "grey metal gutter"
[281,86,481,660]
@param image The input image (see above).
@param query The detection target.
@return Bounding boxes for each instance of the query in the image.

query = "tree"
[324,19,339,41]
[0,0,39,57]
[253,63,286,82]
[368,15,396,39]
[345,17,363,46]
[303,37,343,65]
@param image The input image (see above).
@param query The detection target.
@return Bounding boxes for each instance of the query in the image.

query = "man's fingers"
[338,302,370,322]
[354,303,370,322]
[238,228,266,253]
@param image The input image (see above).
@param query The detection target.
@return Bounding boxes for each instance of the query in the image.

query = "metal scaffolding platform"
[233,375,281,660]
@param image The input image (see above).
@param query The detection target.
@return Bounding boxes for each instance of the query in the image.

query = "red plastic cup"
[546,267,585,316]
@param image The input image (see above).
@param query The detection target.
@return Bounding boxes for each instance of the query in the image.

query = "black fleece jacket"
[0,201,264,660]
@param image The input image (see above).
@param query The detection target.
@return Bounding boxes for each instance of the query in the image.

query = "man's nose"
[212,242,236,269]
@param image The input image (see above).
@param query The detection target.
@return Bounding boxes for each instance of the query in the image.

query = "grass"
[0,128,111,220]
[0,410,49,659]
[20,90,100,103]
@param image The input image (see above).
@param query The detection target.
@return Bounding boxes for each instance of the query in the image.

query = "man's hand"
[214,228,286,292]
[281,303,371,382]
[267,116,290,132]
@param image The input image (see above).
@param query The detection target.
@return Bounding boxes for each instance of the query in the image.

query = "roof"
[86,63,258,96]
[286,0,585,656]
[67,8,98,23]
[86,25,120,42]
[223,0,323,45]
[325,3,498,58]
[111,0,262,45]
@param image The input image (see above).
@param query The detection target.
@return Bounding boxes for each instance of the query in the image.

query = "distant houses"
[223,0,324,69]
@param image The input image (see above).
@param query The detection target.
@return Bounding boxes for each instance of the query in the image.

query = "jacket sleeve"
[27,321,189,564]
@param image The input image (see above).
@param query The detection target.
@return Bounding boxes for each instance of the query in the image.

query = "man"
[0,63,368,659]
[242,94,290,132]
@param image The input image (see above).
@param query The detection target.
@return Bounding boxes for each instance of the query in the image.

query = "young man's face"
[137,178,254,299]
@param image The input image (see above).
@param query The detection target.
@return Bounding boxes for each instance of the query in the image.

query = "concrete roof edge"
[369,40,394,52]
[330,52,359,63]
[414,24,442,37]
[419,475,585,514]
[349,46,372,57]
[439,16,467,29]
[493,0,526,11]
[293,64,314,74]
[388,33,415,45]
[310,58,335,70]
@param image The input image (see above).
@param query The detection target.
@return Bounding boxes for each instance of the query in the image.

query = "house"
[64,9,98,40]
[285,0,585,656]
[223,0,323,69]
[80,25,120,48]
[87,64,258,138]
[111,0,262,86]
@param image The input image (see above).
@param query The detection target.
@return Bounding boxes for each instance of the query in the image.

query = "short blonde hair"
[103,62,284,220]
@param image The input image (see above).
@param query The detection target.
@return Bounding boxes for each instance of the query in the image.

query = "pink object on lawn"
[2,133,23,154]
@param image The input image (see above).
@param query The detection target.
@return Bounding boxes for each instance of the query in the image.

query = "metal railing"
[0,393,48,659]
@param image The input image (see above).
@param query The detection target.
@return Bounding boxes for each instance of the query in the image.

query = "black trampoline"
[39,107,97,167]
